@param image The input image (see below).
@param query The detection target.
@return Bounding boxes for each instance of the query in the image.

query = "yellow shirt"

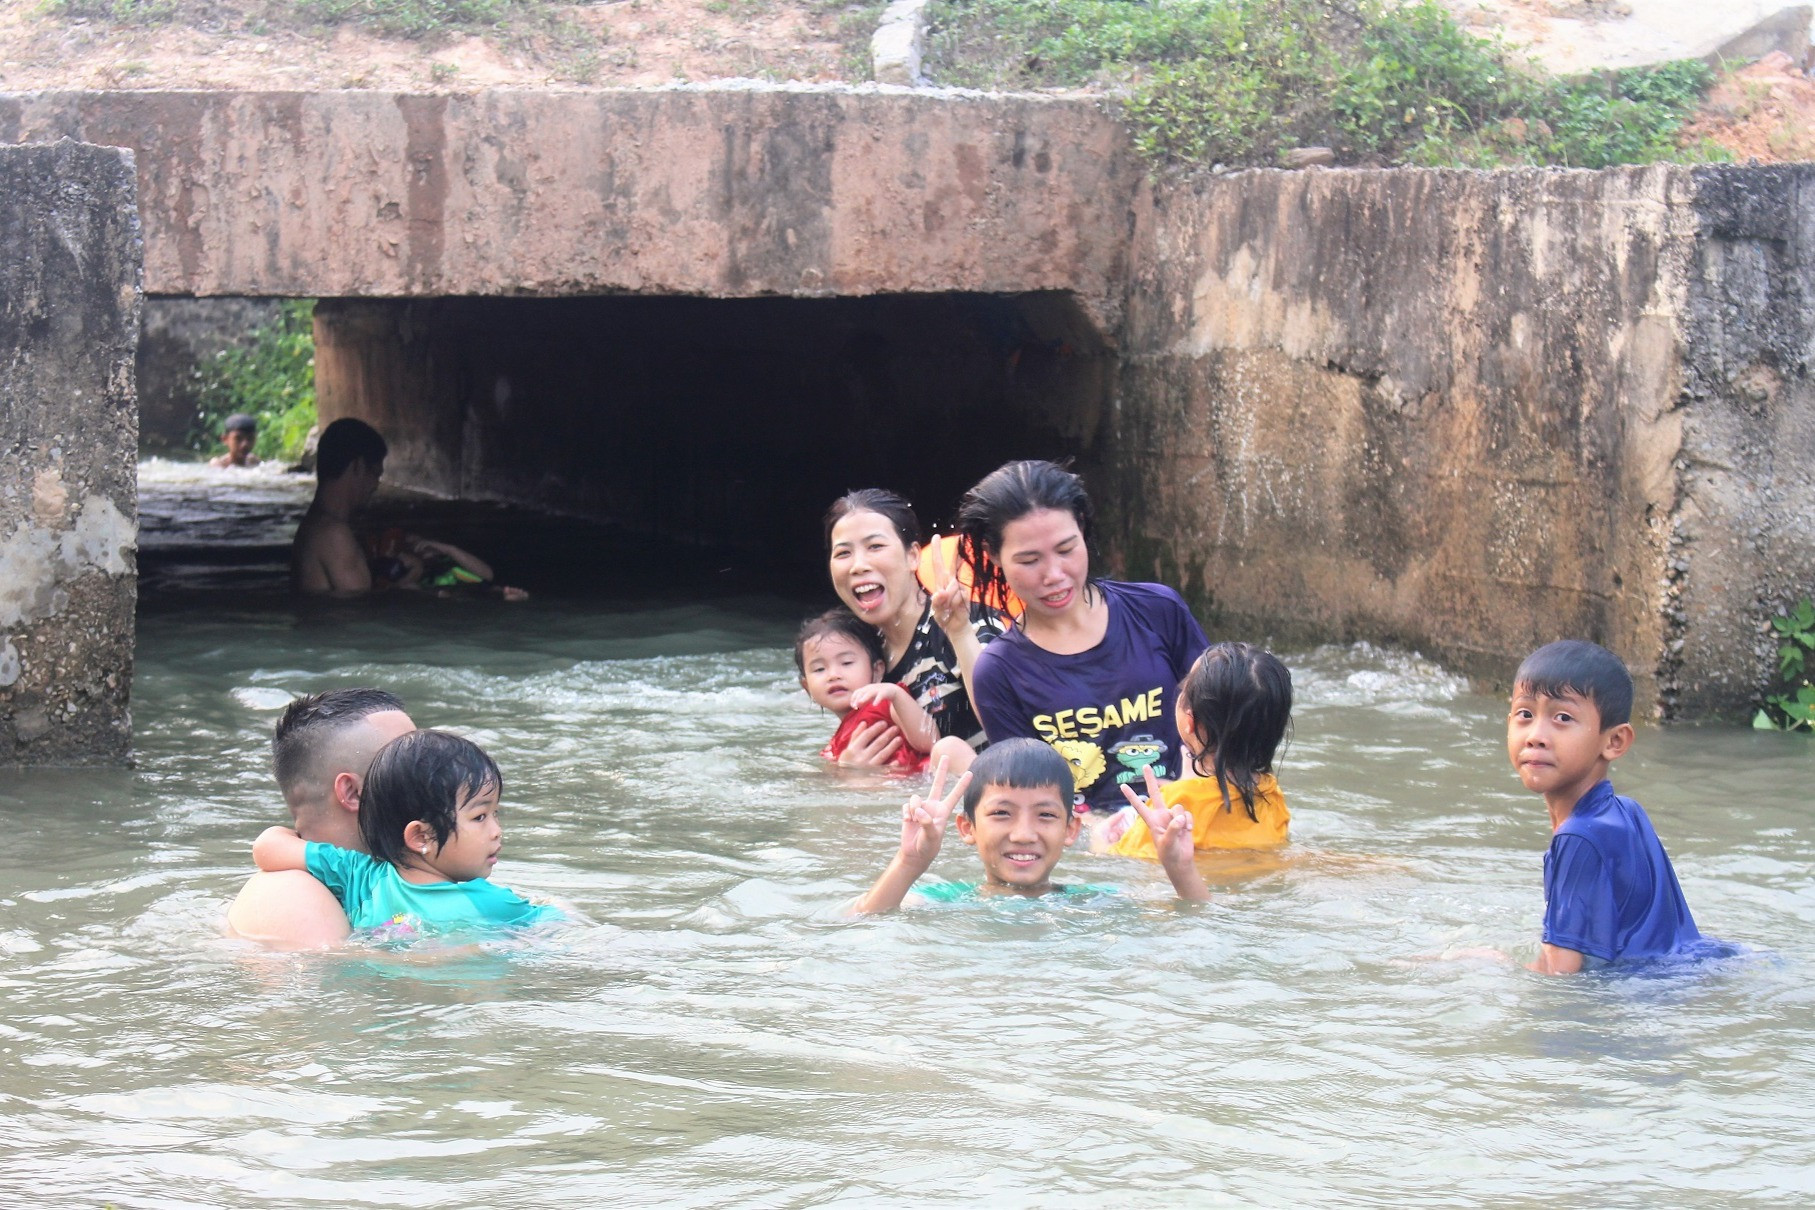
[1108,773,1289,859]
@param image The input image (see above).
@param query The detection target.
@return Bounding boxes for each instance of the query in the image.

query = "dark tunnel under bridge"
[311,291,1115,577]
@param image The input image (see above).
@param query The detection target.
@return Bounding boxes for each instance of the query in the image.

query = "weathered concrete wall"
[1113,164,1815,719]
[0,89,1135,327]
[0,140,140,765]
[314,291,1110,563]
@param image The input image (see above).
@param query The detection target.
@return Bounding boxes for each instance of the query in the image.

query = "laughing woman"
[958,460,1209,815]
[823,489,1007,771]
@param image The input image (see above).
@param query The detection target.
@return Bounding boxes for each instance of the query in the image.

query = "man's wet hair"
[793,609,886,676]
[272,687,408,799]
[223,413,258,435]
[1513,640,1634,728]
[315,417,388,482]
[359,730,502,870]
[961,737,1075,819]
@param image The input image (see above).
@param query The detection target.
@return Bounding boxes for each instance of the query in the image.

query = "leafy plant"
[924,0,1723,172]
[1754,598,1815,732]
[187,300,319,464]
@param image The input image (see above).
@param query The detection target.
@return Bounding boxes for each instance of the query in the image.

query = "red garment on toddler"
[820,692,928,773]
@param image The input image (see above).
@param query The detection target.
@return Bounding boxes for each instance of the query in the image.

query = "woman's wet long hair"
[359,730,502,869]
[1178,642,1292,821]
[954,460,1097,614]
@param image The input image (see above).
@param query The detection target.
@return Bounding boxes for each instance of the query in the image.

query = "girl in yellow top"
[1103,641,1293,858]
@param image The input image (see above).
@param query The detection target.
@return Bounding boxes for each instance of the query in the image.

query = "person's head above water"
[359,729,505,883]
[1508,639,1636,810]
[1177,642,1293,822]
[955,460,1096,623]
[315,417,388,485]
[272,688,414,847]
[824,488,925,631]
[795,609,886,714]
[954,737,1082,891]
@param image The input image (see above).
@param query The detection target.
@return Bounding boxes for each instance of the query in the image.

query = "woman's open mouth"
[851,583,885,611]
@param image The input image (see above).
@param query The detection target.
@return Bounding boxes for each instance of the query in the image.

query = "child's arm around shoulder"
[849,682,939,755]
[253,825,309,874]
[1121,768,1210,903]
[851,759,972,915]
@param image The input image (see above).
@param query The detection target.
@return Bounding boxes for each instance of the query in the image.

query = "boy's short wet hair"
[316,417,388,482]
[223,413,258,435]
[961,737,1075,818]
[794,609,886,675]
[359,730,502,870]
[1513,640,1634,728]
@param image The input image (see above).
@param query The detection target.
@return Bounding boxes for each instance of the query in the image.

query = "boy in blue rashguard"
[254,729,559,938]
[1508,640,1706,974]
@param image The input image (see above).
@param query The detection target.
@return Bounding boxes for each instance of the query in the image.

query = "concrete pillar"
[0,140,141,764]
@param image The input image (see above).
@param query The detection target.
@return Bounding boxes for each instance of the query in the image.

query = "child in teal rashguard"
[253,729,560,938]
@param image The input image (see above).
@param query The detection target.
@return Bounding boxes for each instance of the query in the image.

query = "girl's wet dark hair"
[823,488,922,553]
[954,460,1096,612]
[961,737,1075,819]
[1513,639,1633,728]
[359,730,502,869]
[793,609,886,676]
[1179,642,1293,822]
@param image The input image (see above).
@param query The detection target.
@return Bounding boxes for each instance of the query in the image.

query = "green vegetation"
[1754,598,1815,732]
[924,0,1723,170]
[188,300,319,464]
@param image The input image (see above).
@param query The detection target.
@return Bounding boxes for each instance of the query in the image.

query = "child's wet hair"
[961,737,1075,818]
[359,730,502,869]
[1179,642,1293,822]
[793,609,886,676]
[1513,639,1633,728]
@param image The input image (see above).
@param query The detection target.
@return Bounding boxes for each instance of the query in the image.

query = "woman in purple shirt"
[957,460,1209,814]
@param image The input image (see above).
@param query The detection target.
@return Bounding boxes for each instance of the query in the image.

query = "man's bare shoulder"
[226,869,351,949]
[291,512,370,594]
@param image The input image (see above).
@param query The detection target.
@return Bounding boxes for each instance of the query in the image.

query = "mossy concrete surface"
[0,140,141,765]
[1112,164,1815,720]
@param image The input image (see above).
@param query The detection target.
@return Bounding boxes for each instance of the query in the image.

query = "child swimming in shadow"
[1099,641,1294,860]
[253,729,561,940]
[797,609,977,775]
[850,738,1210,913]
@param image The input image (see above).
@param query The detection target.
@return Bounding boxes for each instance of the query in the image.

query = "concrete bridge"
[3,87,1813,762]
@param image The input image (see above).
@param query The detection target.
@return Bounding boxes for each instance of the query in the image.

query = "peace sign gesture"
[853,756,973,914]
[898,755,970,866]
[928,535,971,643]
[1120,765,1211,902]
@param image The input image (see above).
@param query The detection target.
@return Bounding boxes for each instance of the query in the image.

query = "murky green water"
[2,465,1812,1206]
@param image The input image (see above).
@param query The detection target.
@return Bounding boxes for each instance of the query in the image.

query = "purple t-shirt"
[1543,779,1702,963]
[970,580,1209,812]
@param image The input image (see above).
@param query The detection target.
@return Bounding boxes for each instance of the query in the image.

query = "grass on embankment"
[924,0,1729,171]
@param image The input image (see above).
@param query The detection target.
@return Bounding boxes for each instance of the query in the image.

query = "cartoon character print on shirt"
[1108,733,1170,787]
[1051,739,1107,807]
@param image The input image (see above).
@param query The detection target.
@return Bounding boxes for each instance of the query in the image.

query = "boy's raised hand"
[899,756,970,867]
[1120,766,1210,902]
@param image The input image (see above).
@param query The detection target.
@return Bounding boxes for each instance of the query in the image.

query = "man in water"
[209,413,261,468]
[225,688,416,947]
[290,417,387,595]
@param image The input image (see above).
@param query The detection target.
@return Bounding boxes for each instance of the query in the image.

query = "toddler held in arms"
[253,729,561,940]
[796,610,976,775]
[851,739,1210,913]
[1103,641,1294,858]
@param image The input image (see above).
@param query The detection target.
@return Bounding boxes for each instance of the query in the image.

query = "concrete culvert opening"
[313,291,1115,591]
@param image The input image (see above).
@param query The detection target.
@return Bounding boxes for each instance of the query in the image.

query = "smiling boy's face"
[955,783,1081,893]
